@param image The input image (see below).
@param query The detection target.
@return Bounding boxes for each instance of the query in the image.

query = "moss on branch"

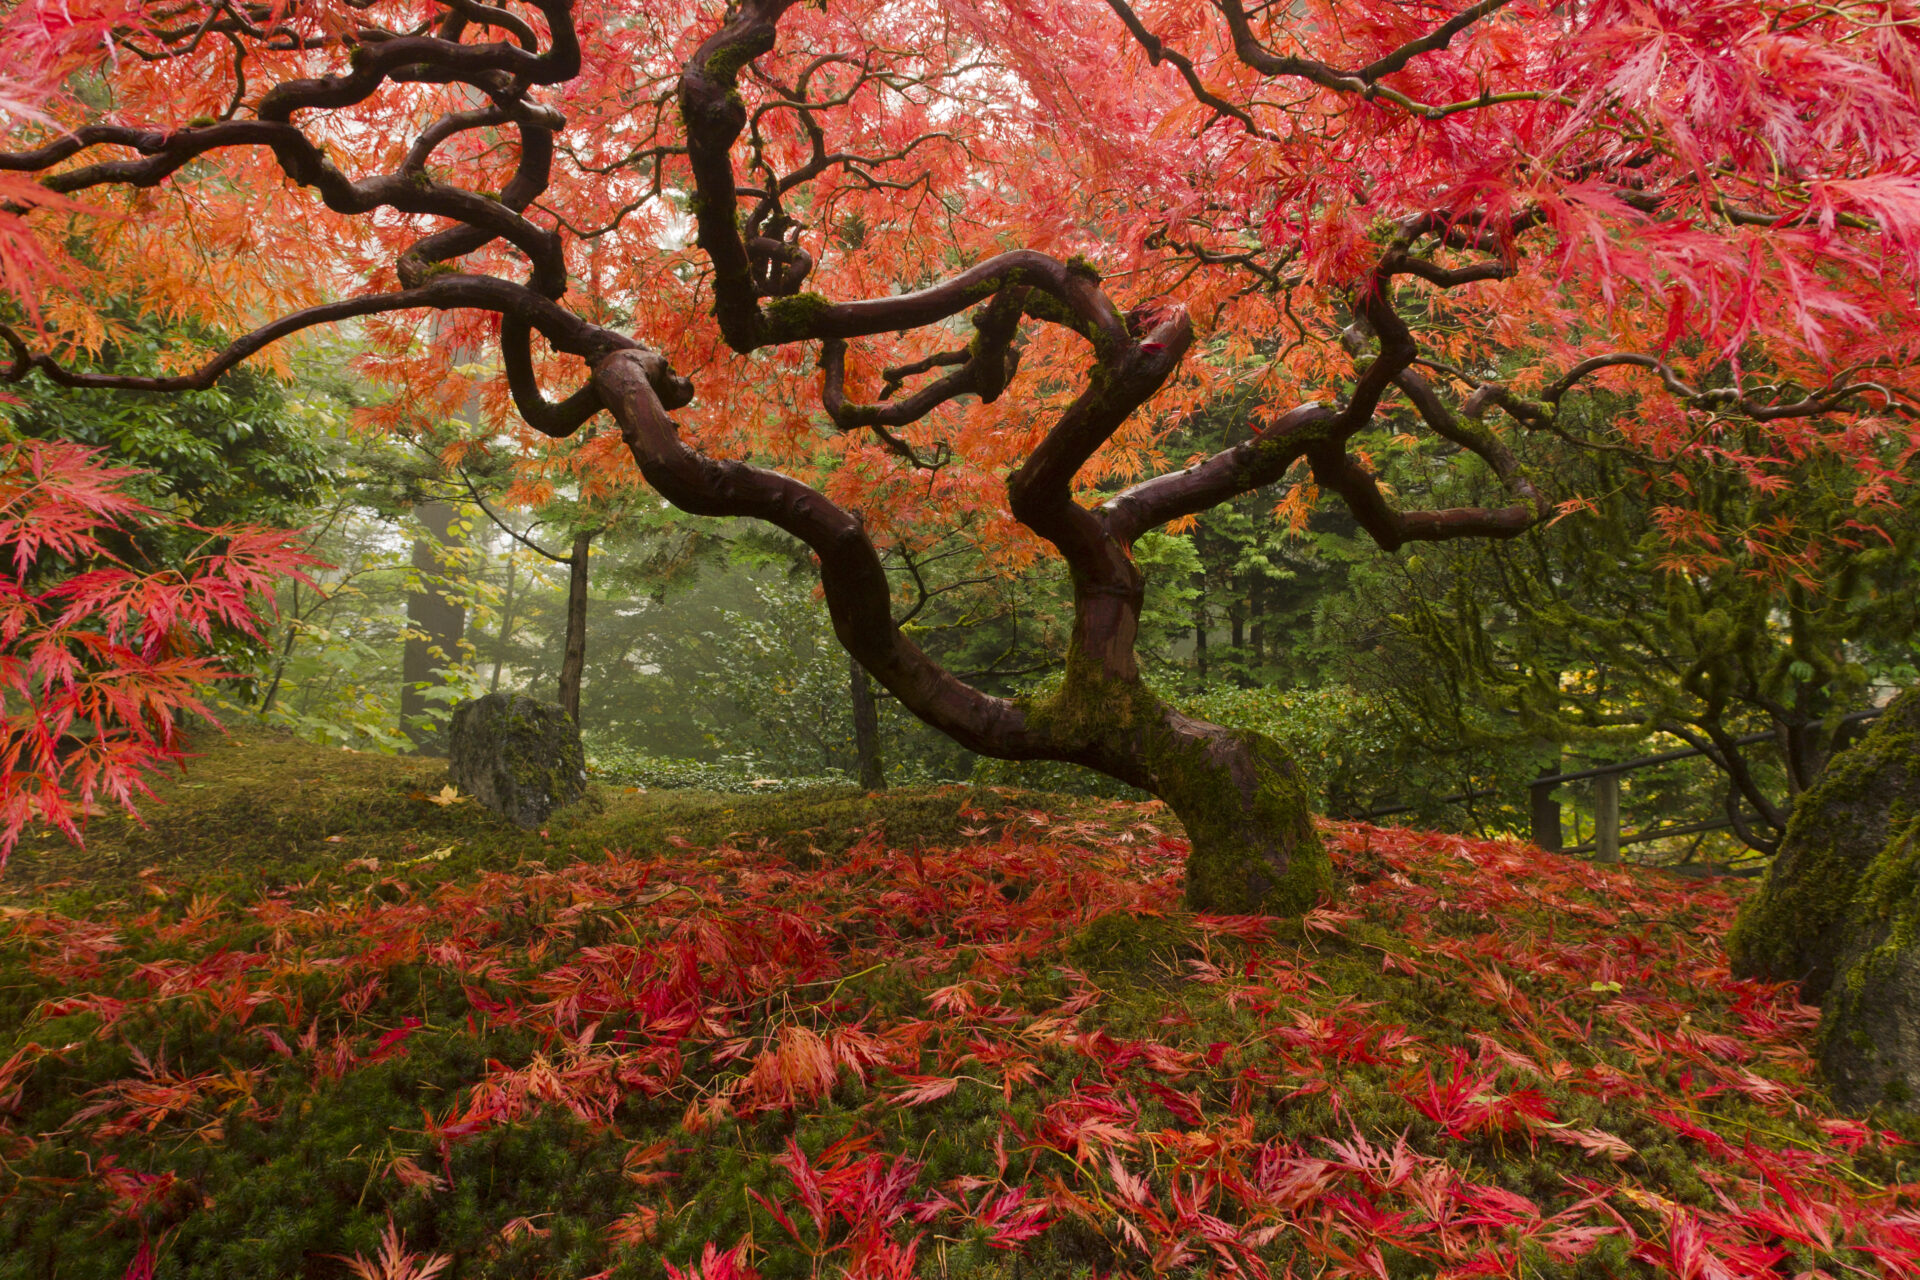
[761,291,834,343]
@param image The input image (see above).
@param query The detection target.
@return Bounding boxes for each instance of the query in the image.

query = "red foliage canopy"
[2,0,1917,896]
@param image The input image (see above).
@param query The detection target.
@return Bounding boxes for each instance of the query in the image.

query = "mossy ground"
[0,731,1912,1280]
[5,729,1085,901]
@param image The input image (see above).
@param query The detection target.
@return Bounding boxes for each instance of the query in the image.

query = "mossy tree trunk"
[1096,696,1330,914]
[1725,688,1920,1112]
[1153,721,1330,915]
[994,625,1335,912]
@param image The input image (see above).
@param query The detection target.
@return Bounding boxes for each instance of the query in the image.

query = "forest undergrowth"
[0,739,1914,1279]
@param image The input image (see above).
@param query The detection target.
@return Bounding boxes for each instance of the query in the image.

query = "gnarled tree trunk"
[1143,716,1328,915]
[1028,666,1331,915]
[594,348,1334,915]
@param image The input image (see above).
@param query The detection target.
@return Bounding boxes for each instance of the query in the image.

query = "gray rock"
[447,693,586,829]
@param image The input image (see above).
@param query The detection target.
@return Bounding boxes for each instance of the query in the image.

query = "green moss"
[1846,816,1920,989]
[5,730,1129,901]
[962,274,1005,304]
[701,40,758,84]
[1065,910,1197,974]
[1019,291,1082,331]
[1064,254,1102,282]
[1021,656,1156,745]
[3,723,1873,1276]
[1812,812,1920,1106]
[19,698,1330,932]
[0,974,628,1280]
[1158,725,1333,916]
[685,185,733,230]
[1727,688,1920,996]
[548,785,608,828]
[761,291,833,343]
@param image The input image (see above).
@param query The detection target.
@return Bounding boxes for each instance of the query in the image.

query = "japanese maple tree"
[4,0,1918,910]
[0,440,315,854]
[0,18,317,859]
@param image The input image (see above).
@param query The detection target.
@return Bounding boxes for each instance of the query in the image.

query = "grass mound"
[0,734,1914,1278]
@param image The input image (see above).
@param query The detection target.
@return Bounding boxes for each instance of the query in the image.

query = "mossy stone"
[1728,688,1920,1000]
[448,693,586,830]
[1817,816,1920,1112]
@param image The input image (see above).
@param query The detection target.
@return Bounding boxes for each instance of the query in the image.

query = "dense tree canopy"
[4,0,1919,907]
[1350,428,1920,855]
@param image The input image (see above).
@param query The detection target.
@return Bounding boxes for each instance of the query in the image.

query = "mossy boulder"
[449,693,587,829]
[1818,817,1920,1112]
[1728,689,1920,1000]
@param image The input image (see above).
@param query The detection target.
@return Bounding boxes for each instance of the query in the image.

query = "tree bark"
[401,501,468,753]
[255,580,304,717]
[1730,688,1920,1000]
[850,654,885,790]
[1045,672,1331,915]
[1193,590,1208,681]
[490,549,517,694]
[1250,573,1266,664]
[557,529,591,724]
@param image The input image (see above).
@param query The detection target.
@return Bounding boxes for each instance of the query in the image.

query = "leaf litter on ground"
[0,792,1914,1279]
